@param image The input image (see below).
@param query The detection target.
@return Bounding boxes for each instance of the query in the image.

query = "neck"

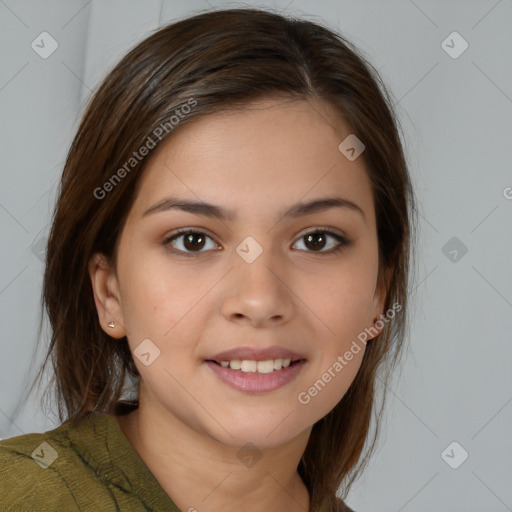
[117,399,311,512]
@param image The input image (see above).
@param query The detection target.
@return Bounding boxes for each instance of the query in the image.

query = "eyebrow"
[142,195,366,223]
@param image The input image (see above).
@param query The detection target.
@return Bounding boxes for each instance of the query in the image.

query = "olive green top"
[0,410,356,512]
[0,411,180,511]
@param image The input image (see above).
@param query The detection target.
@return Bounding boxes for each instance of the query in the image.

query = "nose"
[221,247,295,328]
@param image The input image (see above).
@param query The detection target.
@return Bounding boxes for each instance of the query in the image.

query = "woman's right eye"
[163,229,220,256]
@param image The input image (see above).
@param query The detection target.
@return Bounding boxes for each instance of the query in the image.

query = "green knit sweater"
[0,412,180,511]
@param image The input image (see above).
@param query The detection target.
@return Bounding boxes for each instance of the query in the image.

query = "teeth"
[217,358,297,373]
[240,360,257,372]
[256,360,274,373]
[230,359,241,370]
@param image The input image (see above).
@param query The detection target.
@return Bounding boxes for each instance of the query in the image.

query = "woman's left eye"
[292,229,350,254]
[163,228,350,256]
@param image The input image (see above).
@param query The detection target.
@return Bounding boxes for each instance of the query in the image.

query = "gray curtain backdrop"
[1,1,511,510]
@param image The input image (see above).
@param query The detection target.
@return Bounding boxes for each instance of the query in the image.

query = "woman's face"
[91,97,386,449]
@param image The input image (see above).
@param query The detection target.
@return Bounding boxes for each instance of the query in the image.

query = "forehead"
[129,97,374,223]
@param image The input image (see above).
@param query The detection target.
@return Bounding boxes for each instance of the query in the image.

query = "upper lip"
[207,345,306,362]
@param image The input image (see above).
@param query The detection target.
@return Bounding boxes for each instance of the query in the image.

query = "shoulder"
[0,418,101,511]
[0,412,177,512]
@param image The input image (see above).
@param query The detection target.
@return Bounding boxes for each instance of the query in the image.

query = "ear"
[367,264,394,340]
[88,252,126,338]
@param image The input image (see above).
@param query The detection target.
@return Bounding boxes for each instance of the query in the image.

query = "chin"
[200,411,309,451]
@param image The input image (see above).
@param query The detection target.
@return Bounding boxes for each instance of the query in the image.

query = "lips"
[205,359,307,393]
[205,345,307,392]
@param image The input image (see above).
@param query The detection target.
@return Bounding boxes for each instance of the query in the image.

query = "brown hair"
[21,7,417,511]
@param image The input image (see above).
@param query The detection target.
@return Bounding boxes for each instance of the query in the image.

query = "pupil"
[184,232,205,251]
[305,233,325,251]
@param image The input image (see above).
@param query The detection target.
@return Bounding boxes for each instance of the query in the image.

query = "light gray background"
[1,1,511,511]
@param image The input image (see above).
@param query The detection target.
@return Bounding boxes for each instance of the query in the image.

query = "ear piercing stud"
[108,321,116,328]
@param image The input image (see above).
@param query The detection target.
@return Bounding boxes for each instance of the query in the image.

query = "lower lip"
[205,360,306,393]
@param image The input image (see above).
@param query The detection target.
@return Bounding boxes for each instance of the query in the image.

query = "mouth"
[205,346,307,393]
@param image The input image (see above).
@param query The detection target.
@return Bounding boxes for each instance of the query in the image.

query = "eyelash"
[162,227,351,257]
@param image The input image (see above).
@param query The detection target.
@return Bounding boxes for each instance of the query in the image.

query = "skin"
[89,96,388,512]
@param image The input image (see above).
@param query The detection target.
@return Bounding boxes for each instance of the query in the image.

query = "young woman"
[0,8,417,512]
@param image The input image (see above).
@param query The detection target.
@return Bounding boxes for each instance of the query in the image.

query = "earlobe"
[88,253,126,338]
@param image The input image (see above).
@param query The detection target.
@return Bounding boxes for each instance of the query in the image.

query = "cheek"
[296,254,379,344]
[118,248,209,337]
[296,344,366,426]
[288,259,377,416]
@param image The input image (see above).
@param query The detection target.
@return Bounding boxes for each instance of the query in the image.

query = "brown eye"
[182,232,206,251]
[304,232,327,251]
[163,229,219,256]
[293,229,350,254]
